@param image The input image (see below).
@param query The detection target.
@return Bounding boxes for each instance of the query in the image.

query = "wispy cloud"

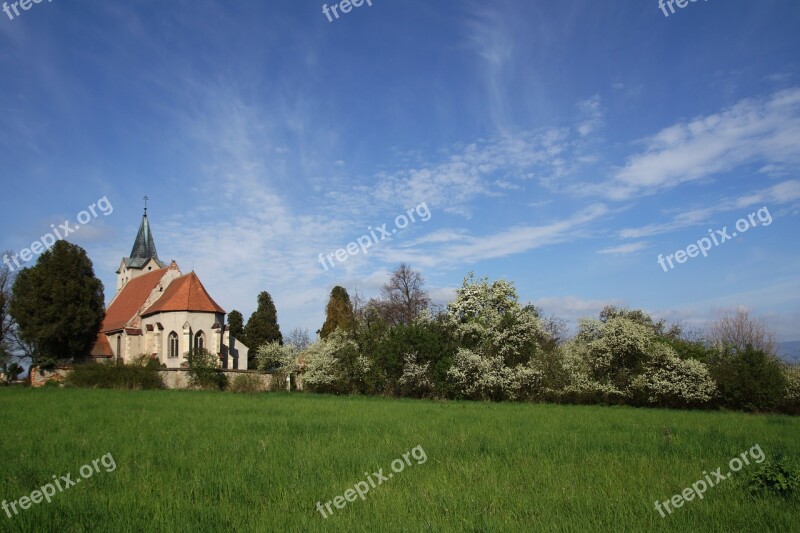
[620,179,800,238]
[386,204,610,268]
[597,241,648,255]
[592,89,800,200]
[577,95,603,137]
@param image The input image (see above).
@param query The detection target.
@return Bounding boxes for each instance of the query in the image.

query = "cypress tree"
[244,292,282,366]
[320,286,355,339]
[228,309,245,344]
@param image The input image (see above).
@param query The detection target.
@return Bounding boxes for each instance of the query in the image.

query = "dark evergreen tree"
[10,241,105,369]
[244,292,282,366]
[227,310,245,344]
[319,286,355,339]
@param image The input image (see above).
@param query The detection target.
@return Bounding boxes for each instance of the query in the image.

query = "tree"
[9,241,104,369]
[526,305,568,353]
[0,255,21,378]
[4,362,23,383]
[1,336,23,383]
[319,286,355,339]
[0,251,14,355]
[708,308,777,356]
[228,310,245,344]
[708,345,788,411]
[379,263,430,325]
[445,273,544,367]
[256,341,296,373]
[285,327,311,351]
[302,331,368,394]
[598,306,678,338]
[244,291,283,366]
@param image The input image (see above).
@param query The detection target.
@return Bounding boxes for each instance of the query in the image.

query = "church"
[91,206,249,369]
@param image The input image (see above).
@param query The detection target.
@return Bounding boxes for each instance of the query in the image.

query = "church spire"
[130,196,159,261]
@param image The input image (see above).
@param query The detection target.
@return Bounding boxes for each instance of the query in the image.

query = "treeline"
[255,265,799,414]
[1,242,797,414]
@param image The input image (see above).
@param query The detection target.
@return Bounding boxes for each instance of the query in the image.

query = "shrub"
[446,348,542,402]
[709,346,788,412]
[446,349,508,401]
[553,341,629,405]
[505,364,543,402]
[397,352,435,398]
[530,345,571,396]
[131,353,166,369]
[629,344,717,408]
[66,361,163,390]
[585,317,652,389]
[302,331,368,394]
[257,341,296,373]
[445,273,545,367]
[228,373,264,393]
[663,336,718,363]
[367,315,457,397]
[746,459,800,498]
[187,348,227,391]
[781,365,800,415]
[269,371,290,392]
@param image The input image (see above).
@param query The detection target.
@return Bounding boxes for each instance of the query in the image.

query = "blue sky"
[1,0,799,341]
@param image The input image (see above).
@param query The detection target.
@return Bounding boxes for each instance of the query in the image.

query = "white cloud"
[577,95,603,137]
[597,241,648,255]
[620,179,800,238]
[594,89,800,200]
[385,204,610,268]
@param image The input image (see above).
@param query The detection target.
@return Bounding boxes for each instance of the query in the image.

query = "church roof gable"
[142,272,225,317]
[102,267,172,332]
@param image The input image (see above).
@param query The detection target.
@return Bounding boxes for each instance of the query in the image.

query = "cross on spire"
[143,195,149,214]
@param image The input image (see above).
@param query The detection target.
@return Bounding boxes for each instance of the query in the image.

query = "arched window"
[194,331,205,352]
[168,332,179,359]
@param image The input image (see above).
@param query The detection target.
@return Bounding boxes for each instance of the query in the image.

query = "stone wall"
[28,365,301,391]
[160,369,273,390]
[29,367,72,388]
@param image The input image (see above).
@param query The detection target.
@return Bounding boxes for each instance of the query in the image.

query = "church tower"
[116,199,166,292]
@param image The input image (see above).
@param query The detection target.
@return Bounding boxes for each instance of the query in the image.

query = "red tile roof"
[91,333,113,357]
[102,268,172,332]
[142,272,225,317]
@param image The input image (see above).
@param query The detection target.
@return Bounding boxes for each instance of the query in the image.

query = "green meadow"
[0,388,798,532]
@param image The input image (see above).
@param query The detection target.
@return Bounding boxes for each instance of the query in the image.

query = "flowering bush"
[445,273,544,367]
[585,317,653,388]
[505,364,544,402]
[782,365,800,414]
[446,349,508,401]
[558,316,712,406]
[398,352,435,398]
[556,341,628,404]
[446,348,543,401]
[256,341,296,373]
[629,344,717,408]
[301,331,368,394]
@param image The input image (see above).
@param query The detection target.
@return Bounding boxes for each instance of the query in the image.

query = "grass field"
[0,388,798,532]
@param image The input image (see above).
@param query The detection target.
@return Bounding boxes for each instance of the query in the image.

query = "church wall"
[222,330,249,371]
[141,311,224,368]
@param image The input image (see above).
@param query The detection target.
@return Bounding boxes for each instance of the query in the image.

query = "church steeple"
[130,206,160,261]
[115,196,167,292]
